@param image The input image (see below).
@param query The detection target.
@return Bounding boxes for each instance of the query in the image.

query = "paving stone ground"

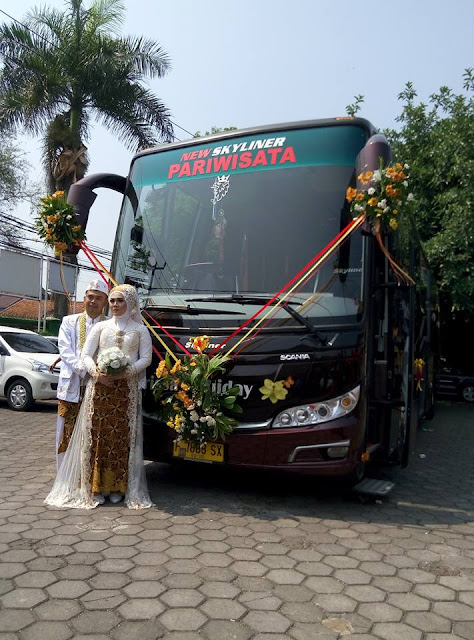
[0,398,473,639]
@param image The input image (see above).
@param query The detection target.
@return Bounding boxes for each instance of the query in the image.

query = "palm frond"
[86,0,125,36]
[89,75,174,146]
[117,36,172,79]
[26,5,71,47]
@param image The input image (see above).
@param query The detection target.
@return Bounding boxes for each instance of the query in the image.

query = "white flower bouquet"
[97,347,130,375]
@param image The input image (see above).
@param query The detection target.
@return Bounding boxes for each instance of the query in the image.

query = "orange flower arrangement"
[152,336,242,446]
[346,160,414,232]
[35,191,86,255]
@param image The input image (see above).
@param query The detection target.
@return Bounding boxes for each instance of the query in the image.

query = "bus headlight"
[272,385,360,428]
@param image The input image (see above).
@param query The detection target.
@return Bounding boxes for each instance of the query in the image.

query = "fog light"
[327,446,349,458]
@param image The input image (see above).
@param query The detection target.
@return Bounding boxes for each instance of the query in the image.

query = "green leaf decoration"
[151,336,243,447]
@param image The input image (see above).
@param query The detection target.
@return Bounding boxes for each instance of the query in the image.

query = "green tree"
[0,0,174,195]
[194,126,237,138]
[386,69,474,315]
[345,94,364,117]
[0,132,30,247]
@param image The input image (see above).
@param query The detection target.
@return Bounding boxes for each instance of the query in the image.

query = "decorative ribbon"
[233,273,337,358]
[375,231,415,286]
[57,252,72,303]
[79,241,112,290]
[142,309,192,357]
[78,209,410,365]
[212,214,366,358]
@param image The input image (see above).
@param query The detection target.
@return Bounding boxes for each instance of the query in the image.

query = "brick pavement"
[0,399,473,639]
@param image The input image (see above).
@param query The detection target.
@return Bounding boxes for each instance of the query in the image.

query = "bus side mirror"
[355,133,391,184]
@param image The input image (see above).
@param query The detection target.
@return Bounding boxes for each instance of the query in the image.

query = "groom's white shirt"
[57,313,102,403]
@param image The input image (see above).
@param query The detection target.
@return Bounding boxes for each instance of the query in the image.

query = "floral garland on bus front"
[346,160,414,233]
[152,336,243,447]
[346,160,415,284]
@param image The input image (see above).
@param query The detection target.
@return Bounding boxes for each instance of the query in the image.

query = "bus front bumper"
[143,415,364,478]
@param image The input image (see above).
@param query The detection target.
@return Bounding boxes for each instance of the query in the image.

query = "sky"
[1,0,473,296]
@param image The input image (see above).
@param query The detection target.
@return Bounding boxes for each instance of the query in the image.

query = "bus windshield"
[112,124,368,328]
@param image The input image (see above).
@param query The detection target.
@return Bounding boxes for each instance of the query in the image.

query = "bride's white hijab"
[108,284,147,390]
[108,284,143,329]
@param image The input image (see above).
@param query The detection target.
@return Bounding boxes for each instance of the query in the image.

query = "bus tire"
[341,459,366,488]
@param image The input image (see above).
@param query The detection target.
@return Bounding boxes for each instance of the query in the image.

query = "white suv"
[0,326,60,411]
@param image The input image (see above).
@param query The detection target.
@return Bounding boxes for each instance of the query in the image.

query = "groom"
[55,279,109,468]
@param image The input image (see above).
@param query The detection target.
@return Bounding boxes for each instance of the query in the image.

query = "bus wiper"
[144,303,244,316]
[186,294,300,304]
[187,294,326,345]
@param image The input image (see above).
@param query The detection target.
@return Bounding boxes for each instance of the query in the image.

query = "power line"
[0,8,68,55]
[170,121,194,138]
[0,213,113,259]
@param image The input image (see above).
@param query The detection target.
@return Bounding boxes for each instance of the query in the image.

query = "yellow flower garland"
[79,310,105,350]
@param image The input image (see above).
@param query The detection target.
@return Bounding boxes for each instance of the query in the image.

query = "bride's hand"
[96,372,115,387]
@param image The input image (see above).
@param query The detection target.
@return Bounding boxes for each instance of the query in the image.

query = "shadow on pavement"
[145,401,474,530]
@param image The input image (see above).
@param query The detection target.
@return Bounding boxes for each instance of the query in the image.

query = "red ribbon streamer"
[142,309,192,357]
[210,215,363,356]
[79,241,112,290]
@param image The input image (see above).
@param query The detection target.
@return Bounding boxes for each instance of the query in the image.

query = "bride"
[45,284,153,509]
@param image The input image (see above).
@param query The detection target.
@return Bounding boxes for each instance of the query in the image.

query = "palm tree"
[0,0,174,194]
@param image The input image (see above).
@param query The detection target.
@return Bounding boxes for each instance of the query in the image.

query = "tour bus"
[69,118,435,482]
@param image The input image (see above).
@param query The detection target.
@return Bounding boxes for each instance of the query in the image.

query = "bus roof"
[133,117,377,161]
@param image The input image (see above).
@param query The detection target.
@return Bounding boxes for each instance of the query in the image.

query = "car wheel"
[462,384,474,403]
[6,379,34,411]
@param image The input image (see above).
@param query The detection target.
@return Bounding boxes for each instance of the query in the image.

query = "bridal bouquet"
[97,348,130,375]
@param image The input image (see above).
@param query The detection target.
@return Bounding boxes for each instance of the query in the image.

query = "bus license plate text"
[173,440,224,463]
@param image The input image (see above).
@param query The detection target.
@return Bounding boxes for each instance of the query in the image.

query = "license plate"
[173,440,224,463]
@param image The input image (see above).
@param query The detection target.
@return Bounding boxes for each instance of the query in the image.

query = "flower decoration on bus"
[346,159,414,233]
[414,358,425,391]
[35,191,86,256]
[259,377,294,404]
[152,336,242,447]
